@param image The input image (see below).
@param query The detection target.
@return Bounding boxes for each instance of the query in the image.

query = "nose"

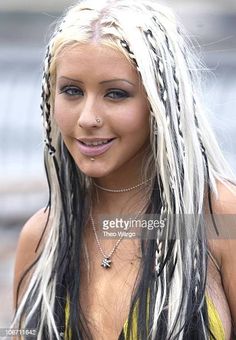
[77,98,103,129]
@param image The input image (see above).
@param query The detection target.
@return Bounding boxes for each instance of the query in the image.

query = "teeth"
[83,139,110,146]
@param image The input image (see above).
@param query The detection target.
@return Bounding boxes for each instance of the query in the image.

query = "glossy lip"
[78,137,115,143]
[76,137,116,157]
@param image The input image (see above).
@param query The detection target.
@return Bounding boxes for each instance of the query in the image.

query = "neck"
[91,181,151,216]
[93,172,145,192]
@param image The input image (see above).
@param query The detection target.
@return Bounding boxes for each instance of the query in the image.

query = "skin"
[207,182,236,339]
[13,43,236,339]
[54,43,150,188]
[13,186,236,339]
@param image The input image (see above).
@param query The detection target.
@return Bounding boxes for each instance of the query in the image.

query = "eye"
[59,85,83,97]
[106,89,129,100]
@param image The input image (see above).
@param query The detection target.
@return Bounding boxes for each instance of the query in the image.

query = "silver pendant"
[101,257,111,268]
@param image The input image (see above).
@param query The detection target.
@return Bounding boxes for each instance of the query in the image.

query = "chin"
[76,161,111,179]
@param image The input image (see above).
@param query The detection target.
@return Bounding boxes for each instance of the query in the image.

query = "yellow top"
[123,294,225,339]
[206,295,225,340]
[65,294,225,339]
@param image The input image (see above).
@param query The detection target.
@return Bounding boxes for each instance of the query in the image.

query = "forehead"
[55,43,138,81]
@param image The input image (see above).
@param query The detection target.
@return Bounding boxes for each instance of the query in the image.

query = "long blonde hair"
[13,1,234,339]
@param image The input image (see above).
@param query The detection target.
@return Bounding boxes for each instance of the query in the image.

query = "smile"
[76,138,116,157]
[81,139,112,146]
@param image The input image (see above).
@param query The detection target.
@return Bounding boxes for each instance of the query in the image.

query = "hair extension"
[13,1,235,339]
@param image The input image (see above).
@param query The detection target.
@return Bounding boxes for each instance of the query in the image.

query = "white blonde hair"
[12,1,234,339]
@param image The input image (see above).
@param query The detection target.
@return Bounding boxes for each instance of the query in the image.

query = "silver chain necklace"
[90,214,123,269]
[90,205,146,269]
[93,177,152,193]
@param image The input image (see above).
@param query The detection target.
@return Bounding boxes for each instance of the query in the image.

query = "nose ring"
[95,117,102,124]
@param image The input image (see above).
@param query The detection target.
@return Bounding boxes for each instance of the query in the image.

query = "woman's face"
[54,43,150,179]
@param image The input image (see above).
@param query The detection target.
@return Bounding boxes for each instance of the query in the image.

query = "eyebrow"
[100,79,135,86]
[58,76,135,86]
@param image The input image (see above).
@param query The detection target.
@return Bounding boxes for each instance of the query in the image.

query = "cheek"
[54,98,76,133]
[118,103,150,136]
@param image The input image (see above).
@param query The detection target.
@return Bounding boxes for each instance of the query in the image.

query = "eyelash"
[106,89,129,100]
[59,86,129,100]
[59,86,83,96]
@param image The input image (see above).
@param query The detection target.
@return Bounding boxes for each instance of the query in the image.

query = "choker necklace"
[90,205,146,269]
[93,177,152,193]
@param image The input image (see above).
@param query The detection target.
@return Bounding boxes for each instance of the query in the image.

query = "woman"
[13,0,236,339]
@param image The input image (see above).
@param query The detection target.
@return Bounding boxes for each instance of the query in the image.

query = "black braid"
[143,26,186,200]
[146,23,182,137]
[41,45,56,156]
[120,39,139,69]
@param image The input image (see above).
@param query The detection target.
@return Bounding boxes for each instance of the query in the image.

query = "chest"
[79,249,141,339]
[206,259,232,340]
[78,244,232,340]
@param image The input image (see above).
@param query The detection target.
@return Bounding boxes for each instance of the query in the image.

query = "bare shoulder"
[208,180,236,260]
[17,208,49,247]
[209,180,236,334]
[209,180,236,260]
[13,208,49,307]
[212,180,236,214]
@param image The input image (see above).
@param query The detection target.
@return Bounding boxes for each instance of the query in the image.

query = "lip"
[76,138,116,157]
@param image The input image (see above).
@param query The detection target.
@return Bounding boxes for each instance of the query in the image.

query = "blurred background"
[0,0,236,328]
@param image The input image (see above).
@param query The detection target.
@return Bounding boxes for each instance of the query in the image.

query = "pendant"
[101,257,111,269]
